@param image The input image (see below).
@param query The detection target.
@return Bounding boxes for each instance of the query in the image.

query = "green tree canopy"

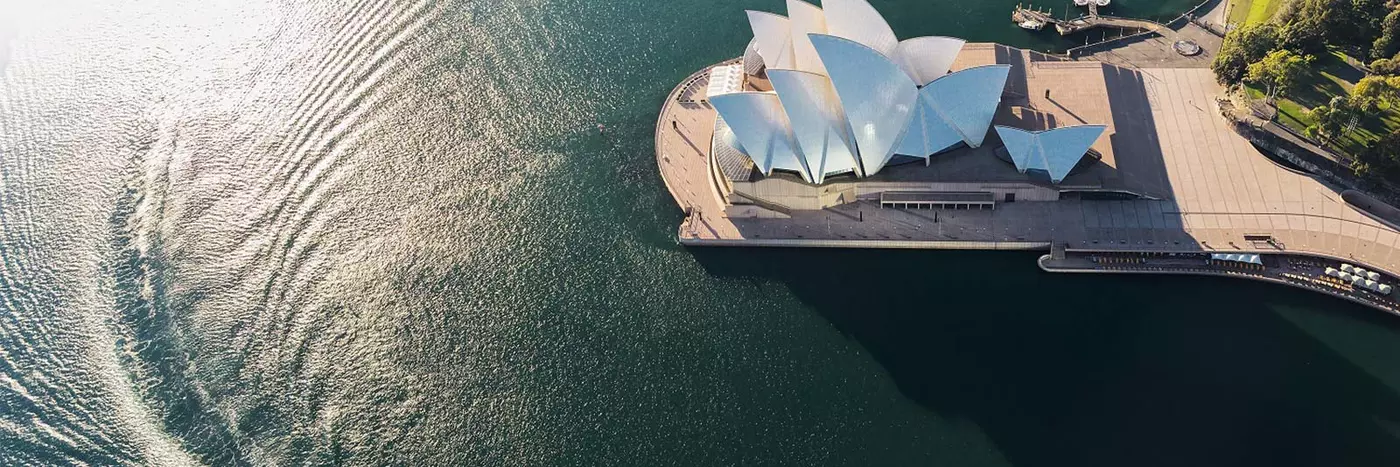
[1356,129,1400,181]
[1277,0,1389,56]
[1246,50,1311,100]
[1352,75,1400,109]
[1212,23,1279,85]
[1370,56,1400,75]
[1307,96,1358,143]
[1276,0,1334,54]
[1373,8,1400,59]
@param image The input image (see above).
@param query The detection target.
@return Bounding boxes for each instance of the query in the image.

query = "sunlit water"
[3,0,1400,465]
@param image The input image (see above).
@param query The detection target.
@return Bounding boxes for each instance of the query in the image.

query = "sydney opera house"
[708,0,1106,192]
[657,0,1400,313]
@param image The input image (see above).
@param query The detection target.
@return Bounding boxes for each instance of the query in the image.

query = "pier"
[1012,3,1155,36]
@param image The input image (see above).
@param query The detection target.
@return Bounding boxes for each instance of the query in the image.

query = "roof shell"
[893,36,966,85]
[768,69,863,182]
[809,33,917,176]
[994,124,1107,183]
[922,65,1010,148]
[895,93,964,158]
[710,92,813,182]
[747,11,795,70]
[821,0,899,57]
[787,0,830,74]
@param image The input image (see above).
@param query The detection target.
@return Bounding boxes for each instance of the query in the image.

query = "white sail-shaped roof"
[994,125,1107,183]
[809,33,917,176]
[1039,125,1107,182]
[768,69,862,182]
[711,92,813,182]
[996,125,1040,172]
[895,94,964,158]
[747,11,796,70]
[894,65,1009,158]
[922,65,1010,148]
[787,0,829,75]
[821,0,899,57]
[894,37,966,86]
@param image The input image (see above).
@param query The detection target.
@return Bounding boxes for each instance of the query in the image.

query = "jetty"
[1012,3,1156,36]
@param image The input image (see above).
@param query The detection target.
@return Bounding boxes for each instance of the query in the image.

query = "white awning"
[706,65,745,99]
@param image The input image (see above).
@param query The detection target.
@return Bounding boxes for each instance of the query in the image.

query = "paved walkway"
[1070,0,1225,69]
[655,62,741,240]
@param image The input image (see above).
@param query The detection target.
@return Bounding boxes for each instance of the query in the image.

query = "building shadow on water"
[692,246,1400,467]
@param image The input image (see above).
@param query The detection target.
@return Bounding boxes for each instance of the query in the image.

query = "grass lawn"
[1249,50,1400,156]
[1227,0,1283,26]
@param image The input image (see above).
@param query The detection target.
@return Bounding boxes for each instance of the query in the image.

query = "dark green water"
[2,0,1399,465]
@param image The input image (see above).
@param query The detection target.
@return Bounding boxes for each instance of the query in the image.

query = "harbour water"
[2,0,1399,465]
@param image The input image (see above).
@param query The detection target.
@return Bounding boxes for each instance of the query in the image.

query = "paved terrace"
[1070,0,1226,69]
[654,48,1400,278]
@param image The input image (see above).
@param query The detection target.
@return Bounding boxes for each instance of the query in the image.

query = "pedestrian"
[1045,89,1051,99]
[672,120,678,130]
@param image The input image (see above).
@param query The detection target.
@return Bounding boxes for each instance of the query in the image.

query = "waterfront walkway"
[655,62,741,240]
[1069,0,1226,68]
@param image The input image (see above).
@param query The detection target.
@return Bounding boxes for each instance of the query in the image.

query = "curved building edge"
[654,59,738,212]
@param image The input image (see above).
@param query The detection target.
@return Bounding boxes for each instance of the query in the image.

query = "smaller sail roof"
[994,125,1107,183]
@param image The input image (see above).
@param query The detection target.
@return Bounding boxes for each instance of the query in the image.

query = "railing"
[730,191,793,216]
[1065,1,1222,58]
[1066,28,1161,58]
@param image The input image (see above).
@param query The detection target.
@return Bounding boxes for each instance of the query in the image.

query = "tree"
[1370,56,1400,75]
[1276,0,1389,56]
[1351,75,1400,110]
[1344,0,1391,56]
[1212,23,1280,85]
[1246,50,1311,100]
[1275,0,1334,55]
[1356,129,1400,181]
[1307,96,1358,143]
[1372,8,1400,59]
